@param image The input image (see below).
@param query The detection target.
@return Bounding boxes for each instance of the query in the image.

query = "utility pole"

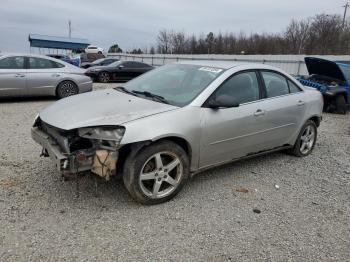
[342,2,349,28]
[68,20,71,38]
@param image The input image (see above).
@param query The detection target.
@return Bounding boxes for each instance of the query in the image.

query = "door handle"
[52,73,61,77]
[253,109,265,116]
[14,74,25,78]
[297,100,305,106]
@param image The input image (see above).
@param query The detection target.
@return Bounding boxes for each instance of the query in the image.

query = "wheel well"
[309,116,321,127]
[117,137,192,174]
[338,92,348,103]
[55,80,78,96]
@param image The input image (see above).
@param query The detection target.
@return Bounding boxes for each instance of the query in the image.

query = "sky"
[0,0,346,52]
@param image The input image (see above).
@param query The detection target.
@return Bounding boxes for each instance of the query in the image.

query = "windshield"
[338,63,350,80]
[119,64,224,107]
[92,58,105,64]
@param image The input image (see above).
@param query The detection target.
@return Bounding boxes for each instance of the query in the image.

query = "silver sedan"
[32,61,323,204]
[0,53,92,98]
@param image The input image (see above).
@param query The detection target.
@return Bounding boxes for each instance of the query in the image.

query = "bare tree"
[157,29,171,54]
[148,13,350,55]
[285,19,311,54]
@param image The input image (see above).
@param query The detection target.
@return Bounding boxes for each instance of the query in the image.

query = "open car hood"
[39,90,178,130]
[304,57,346,81]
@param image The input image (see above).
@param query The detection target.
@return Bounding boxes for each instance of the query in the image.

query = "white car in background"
[84,46,104,54]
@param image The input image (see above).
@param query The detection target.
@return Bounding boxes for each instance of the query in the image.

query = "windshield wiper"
[115,86,138,96]
[131,90,170,104]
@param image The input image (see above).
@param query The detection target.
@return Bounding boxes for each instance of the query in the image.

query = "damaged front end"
[31,117,124,180]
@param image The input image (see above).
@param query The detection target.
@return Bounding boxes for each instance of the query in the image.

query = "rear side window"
[214,71,260,105]
[261,71,289,98]
[123,62,149,68]
[288,80,302,93]
[0,56,25,69]
[29,57,64,69]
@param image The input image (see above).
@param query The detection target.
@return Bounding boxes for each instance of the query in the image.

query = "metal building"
[28,34,90,52]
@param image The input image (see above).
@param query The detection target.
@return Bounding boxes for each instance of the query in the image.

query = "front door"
[199,71,267,168]
[0,56,26,97]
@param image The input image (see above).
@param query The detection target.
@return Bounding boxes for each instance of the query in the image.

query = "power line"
[68,20,71,38]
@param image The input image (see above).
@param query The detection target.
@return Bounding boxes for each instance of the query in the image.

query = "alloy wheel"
[139,151,183,199]
[300,125,316,154]
[99,72,110,83]
[59,81,77,98]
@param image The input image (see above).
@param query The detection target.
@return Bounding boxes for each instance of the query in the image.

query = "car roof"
[1,53,64,59]
[0,53,74,67]
[176,60,278,70]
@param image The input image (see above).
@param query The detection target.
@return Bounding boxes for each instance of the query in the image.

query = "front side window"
[213,71,260,105]
[0,56,24,69]
[29,57,63,69]
[261,71,289,98]
[119,64,224,106]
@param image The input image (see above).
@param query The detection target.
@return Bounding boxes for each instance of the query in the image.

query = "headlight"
[89,68,101,72]
[78,126,125,142]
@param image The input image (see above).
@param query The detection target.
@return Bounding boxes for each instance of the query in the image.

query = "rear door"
[132,62,152,77]
[121,62,151,80]
[256,70,307,147]
[26,57,65,96]
[0,56,27,97]
[121,62,138,79]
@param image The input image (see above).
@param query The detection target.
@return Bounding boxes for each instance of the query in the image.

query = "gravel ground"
[0,83,349,261]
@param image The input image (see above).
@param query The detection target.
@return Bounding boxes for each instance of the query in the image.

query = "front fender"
[323,87,347,98]
[120,106,201,171]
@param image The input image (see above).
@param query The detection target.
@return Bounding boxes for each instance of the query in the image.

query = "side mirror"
[207,95,239,109]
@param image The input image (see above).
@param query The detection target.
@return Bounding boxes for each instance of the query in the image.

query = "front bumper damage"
[31,121,119,180]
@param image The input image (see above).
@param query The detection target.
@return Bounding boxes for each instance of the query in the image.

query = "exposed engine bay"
[32,117,121,179]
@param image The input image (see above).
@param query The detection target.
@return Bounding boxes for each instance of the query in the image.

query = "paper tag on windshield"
[198,67,223,73]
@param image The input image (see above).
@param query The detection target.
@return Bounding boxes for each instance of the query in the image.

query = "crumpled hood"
[39,90,178,130]
[305,57,346,81]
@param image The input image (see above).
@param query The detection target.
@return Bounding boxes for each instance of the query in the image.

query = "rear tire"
[123,141,190,205]
[56,81,78,99]
[289,120,317,157]
[335,95,346,114]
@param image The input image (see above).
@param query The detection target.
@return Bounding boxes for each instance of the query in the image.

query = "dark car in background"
[80,53,105,64]
[297,57,350,114]
[85,61,153,82]
[46,54,80,67]
[80,58,119,69]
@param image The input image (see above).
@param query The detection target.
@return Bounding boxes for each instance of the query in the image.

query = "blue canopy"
[29,34,90,50]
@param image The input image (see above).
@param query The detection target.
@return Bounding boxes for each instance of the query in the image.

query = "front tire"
[98,72,110,83]
[56,81,78,99]
[289,120,317,157]
[335,95,346,114]
[123,141,190,205]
